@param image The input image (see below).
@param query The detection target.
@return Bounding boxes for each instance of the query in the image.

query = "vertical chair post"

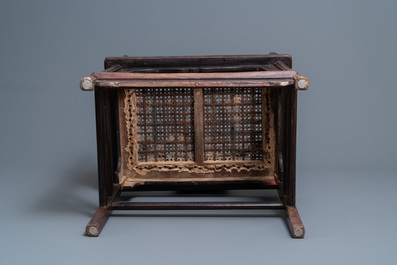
[283,87,305,238]
[283,87,297,207]
[86,88,118,236]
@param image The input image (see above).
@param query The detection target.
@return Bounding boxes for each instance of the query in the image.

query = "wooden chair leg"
[86,206,112,237]
[286,206,305,238]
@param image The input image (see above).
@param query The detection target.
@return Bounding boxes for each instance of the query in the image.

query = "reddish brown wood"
[277,89,284,184]
[104,64,122,72]
[283,88,297,206]
[104,54,292,69]
[86,206,111,237]
[121,176,278,191]
[82,53,308,237]
[294,74,309,90]
[274,60,291,70]
[94,78,294,88]
[286,206,305,238]
[120,64,284,73]
[92,70,298,80]
[194,88,205,165]
[94,88,112,206]
[111,201,284,210]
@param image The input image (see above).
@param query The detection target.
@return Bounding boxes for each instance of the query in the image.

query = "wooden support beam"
[286,206,305,238]
[121,64,284,73]
[104,54,292,69]
[282,88,297,206]
[92,70,298,81]
[93,79,295,89]
[194,88,205,165]
[86,206,112,237]
[111,201,285,210]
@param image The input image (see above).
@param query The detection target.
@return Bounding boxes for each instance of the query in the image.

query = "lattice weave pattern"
[203,88,263,161]
[135,88,195,162]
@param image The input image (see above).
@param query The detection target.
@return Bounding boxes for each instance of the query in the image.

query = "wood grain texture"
[284,88,297,206]
[286,206,305,238]
[117,64,287,73]
[121,175,277,190]
[84,54,306,237]
[194,88,205,165]
[95,88,113,206]
[111,201,284,210]
[94,79,294,89]
[86,206,111,237]
[105,54,292,69]
[92,70,298,80]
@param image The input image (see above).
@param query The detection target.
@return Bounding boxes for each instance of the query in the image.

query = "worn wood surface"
[121,175,277,190]
[294,74,309,90]
[277,89,284,184]
[86,206,111,237]
[82,54,310,91]
[286,206,305,238]
[94,78,295,89]
[117,86,275,179]
[115,64,287,73]
[91,71,298,89]
[273,60,291,71]
[193,88,205,165]
[111,201,284,210]
[95,88,113,206]
[92,70,298,80]
[121,170,272,185]
[283,88,297,206]
[104,54,292,69]
[103,64,122,72]
[84,54,306,237]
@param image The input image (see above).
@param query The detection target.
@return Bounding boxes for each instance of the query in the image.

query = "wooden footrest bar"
[86,203,305,238]
[111,201,285,210]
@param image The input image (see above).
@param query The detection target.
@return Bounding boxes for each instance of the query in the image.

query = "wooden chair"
[80,54,309,237]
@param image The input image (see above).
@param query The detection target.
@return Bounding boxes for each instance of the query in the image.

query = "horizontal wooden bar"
[94,78,295,89]
[105,54,292,69]
[92,70,297,81]
[121,176,278,191]
[136,160,265,166]
[111,201,284,210]
[122,64,284,73]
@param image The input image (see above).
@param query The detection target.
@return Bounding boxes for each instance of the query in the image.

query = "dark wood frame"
[80,54,308,238]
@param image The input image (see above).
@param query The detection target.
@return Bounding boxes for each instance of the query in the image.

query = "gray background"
[1,0,396,264]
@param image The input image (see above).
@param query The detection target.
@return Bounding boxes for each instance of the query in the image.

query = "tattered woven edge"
[124,89,138,170]
[132,162,268,175]
[121,88,275,176]
[262,88,276,174]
